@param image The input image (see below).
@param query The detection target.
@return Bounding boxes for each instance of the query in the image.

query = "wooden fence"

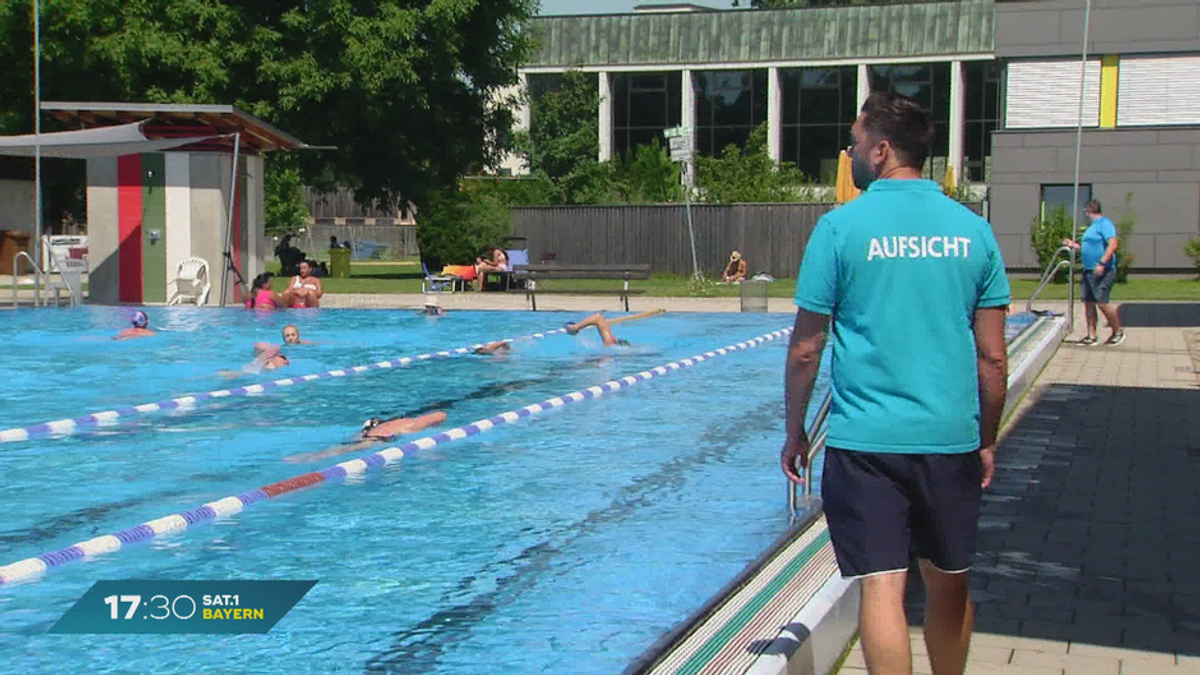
[511,202,985,279]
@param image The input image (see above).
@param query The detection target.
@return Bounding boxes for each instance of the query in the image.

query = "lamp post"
[1067,0,1093,334]
[33,0,42,268]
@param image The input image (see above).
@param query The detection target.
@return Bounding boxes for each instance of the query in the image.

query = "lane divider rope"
[0,326,792,586]
[0,326,576,444]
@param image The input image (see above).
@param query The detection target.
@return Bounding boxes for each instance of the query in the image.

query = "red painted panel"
[232,168,243,304]
[117,154,143,303]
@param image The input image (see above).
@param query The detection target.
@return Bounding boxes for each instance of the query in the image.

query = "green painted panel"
[141,153,167,304]
[526,0,994,68]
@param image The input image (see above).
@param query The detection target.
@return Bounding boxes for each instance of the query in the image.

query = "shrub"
[1112,192,1136,283]
[1029,206,1078,283]
[1185,238,1200,278]
[415,185,511,271]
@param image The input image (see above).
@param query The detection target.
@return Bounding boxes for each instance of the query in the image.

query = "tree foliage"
[262,158,309,237]
[694,125,813,203]
[0,0,537,214]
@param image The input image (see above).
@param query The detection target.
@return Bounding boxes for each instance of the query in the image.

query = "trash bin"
[739,279,769,313]
[0,230,32,276]
[329,246,351,278]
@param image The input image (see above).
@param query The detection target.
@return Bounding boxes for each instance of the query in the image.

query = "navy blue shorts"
[821,447,983,578]
[1081,264,1117,304]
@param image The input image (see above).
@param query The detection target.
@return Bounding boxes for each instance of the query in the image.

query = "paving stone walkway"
[840,301,1200,674]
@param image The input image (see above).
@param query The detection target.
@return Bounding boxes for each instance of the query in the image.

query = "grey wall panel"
[86,157,120,305]
[189,154,225,302]
[990,127,1200,269]
[996,0,1200,58]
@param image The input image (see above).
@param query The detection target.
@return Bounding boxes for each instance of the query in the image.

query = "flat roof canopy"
[40,102,311,153]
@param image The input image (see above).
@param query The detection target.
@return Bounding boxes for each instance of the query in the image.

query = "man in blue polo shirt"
[782,92,1010,675]
[1062,200,1125,345]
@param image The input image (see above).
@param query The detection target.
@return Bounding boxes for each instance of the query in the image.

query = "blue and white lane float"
[0,326,793,586]
[0,326,575,444]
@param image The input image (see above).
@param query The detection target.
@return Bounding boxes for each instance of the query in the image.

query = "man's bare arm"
[785,309,830,444]
[974,306,1009,451]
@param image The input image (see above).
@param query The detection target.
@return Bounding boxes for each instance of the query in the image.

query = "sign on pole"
[668,136,691,162]
[662,125,690,139]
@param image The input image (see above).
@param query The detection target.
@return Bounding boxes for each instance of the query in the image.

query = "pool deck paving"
[838,299,1200,674]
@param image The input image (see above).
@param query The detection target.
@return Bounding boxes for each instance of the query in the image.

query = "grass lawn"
[259,261,1200,301]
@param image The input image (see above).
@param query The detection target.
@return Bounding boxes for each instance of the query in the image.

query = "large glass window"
[869,63,951,179]
[780,66,858,184]
[1041,184,1092,221]
[964,62,1001,183]
[612,72,682,159]
[694,70,768,157]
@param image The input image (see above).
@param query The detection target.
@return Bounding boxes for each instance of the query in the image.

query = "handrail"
[787,389,832,515]
[40,235,77,307]
[12,252,44,308]
[1026,245,1073,315]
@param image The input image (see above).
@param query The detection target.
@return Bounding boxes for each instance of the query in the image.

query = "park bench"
[514,263,652,311]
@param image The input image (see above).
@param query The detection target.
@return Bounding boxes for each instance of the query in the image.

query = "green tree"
[520,69,617,204]
[262,158,309,237]
[694,124,812,203]
[0,0,536,213]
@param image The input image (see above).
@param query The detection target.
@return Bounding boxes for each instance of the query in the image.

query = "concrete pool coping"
[621,313,1069,675]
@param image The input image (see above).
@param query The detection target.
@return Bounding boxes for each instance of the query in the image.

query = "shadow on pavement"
[1119,303,1200,328]
[905,383,1200,654]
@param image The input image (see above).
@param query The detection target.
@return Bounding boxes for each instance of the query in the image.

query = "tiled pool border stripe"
[0,326,794,586]
[0,327,576,444]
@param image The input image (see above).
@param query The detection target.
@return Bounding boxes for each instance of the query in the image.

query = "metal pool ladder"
[1027,245,1073,315]
[11,251,47,308]
[787,389,832,517]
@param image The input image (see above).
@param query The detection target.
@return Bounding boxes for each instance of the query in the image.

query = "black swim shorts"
[821,447,984,578]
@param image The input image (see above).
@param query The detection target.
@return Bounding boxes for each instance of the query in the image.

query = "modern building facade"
[990,0,1200,269]
[508,0,1200,271]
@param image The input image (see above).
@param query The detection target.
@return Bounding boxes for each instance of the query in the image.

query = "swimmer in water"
[115,311,157,340]
[284,411,448,462]
[566,313,629,347]
[421,295,446,316]
[252,342,290,370]
[282,324,312,345]
[473,340,511,355]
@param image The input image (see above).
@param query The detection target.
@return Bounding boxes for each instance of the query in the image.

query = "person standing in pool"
[246,273,283,310]
[115,311,156,340]
[782,92,1010,675]
[284,411,448,462]
[282,324,313,345]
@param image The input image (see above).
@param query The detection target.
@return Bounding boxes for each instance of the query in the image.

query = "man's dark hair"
[859,91,935,170]
[1085,200,1102,214]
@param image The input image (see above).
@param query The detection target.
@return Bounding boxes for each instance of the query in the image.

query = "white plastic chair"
[168,257,212,306]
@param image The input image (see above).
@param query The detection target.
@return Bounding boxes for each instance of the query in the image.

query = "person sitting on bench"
[474,247,510,291]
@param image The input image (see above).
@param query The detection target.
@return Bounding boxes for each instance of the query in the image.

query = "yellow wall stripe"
[1100,55,1119,128]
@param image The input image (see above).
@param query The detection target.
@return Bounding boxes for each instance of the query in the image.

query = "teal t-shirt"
[794,179,1011,455]
[1080,216,1118,271]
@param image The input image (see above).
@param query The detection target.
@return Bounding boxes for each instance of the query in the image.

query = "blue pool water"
[0,307,1035,673]
[0,307,817,673]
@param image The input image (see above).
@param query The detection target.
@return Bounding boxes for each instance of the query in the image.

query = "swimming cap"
[132,311,149,328]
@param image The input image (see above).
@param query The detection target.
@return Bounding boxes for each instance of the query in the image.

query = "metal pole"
[1067,0,1093,335]
[684,160,700,280]
[219,132,241,307]
[33,0,42,269]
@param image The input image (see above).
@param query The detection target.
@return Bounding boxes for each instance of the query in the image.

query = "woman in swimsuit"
[246,273,282,310]
[282,260,323,308]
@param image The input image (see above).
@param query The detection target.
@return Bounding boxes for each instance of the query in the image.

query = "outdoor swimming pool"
[0,307,1035,673]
